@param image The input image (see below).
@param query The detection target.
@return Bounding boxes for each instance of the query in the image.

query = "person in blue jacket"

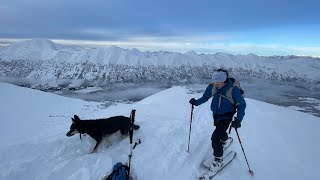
[189,69,246,171]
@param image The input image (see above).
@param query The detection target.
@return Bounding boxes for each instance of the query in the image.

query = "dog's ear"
[71,117,76,124]
[74,115,81,121]
[72,115,80,124]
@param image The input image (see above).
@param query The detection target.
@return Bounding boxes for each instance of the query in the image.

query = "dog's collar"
[79,132,87,140]
[79,123,88,140]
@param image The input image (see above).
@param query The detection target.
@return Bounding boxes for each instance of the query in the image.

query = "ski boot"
[210,156,223,172]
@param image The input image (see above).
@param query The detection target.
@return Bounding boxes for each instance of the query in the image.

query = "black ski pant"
[211,118,232,158]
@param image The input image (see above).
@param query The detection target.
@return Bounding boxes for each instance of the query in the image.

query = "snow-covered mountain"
[1,82,320,179]
[1,39,320,84]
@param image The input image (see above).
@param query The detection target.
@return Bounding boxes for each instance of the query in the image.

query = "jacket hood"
[216,78,233,93]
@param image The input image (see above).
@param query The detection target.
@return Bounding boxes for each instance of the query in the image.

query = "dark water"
[240,77,320,117]
[54,77,320,118]
[54,82,171,102]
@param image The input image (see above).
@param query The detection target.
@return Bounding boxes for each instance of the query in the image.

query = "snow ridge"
[1,83,320,180]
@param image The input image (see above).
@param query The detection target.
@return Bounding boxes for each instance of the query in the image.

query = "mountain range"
[0,39,319,86]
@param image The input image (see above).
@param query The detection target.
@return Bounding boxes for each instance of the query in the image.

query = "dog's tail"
[132,124,140,130]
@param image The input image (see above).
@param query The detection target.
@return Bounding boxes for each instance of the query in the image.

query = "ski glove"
[231,118,241,128]
[189,98,197,106]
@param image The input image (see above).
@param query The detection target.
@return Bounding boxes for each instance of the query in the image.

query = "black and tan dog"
[66,114,140,153]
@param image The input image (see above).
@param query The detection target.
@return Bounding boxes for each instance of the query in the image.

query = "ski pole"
[187,105,194,153]
[234,128,254,176]
[128,109,136,177]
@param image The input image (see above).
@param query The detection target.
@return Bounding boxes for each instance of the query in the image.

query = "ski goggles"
[213,82,223,85]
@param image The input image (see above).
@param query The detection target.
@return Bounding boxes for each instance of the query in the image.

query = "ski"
[199,151,237,180]
[201,137,233,168]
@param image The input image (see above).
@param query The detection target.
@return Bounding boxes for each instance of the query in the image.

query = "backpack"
[106,162,129,180]
[211,77,244,106]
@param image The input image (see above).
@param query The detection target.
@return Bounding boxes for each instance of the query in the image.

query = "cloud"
[1,0,320,40]
[1,0,320,56]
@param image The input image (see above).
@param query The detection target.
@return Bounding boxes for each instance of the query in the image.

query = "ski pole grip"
[130,109,136,123]
[228,123,232,134]
[129,109,136,144]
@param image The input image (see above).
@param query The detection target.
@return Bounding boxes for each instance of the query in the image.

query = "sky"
[1,82,320,179]
[1,0,320,56]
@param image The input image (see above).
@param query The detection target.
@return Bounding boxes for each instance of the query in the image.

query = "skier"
[189,69,246,172]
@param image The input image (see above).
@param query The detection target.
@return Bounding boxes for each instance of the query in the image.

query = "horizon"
[1,0,320,56]
[1,38,320,58]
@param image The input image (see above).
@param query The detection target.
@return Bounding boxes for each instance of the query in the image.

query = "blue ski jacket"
[194,79,246,123]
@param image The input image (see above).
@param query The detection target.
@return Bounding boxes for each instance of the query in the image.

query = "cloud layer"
[1,0,320,56]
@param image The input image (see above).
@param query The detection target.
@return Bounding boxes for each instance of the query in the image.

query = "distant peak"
[23,39,55,45]
[247,53,258,57]
[185,50,197,55]
[15,39,58,50]
[107,45,121,49]
[131,48,141,52]
[215,52,231,56]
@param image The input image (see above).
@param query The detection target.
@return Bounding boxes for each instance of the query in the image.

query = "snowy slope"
[0,39,84,62]
[0,39,320,84]
[0,82,320,180]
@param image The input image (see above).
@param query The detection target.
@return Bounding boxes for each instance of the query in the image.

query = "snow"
[0,39,84,61]
[1,82,320,180]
